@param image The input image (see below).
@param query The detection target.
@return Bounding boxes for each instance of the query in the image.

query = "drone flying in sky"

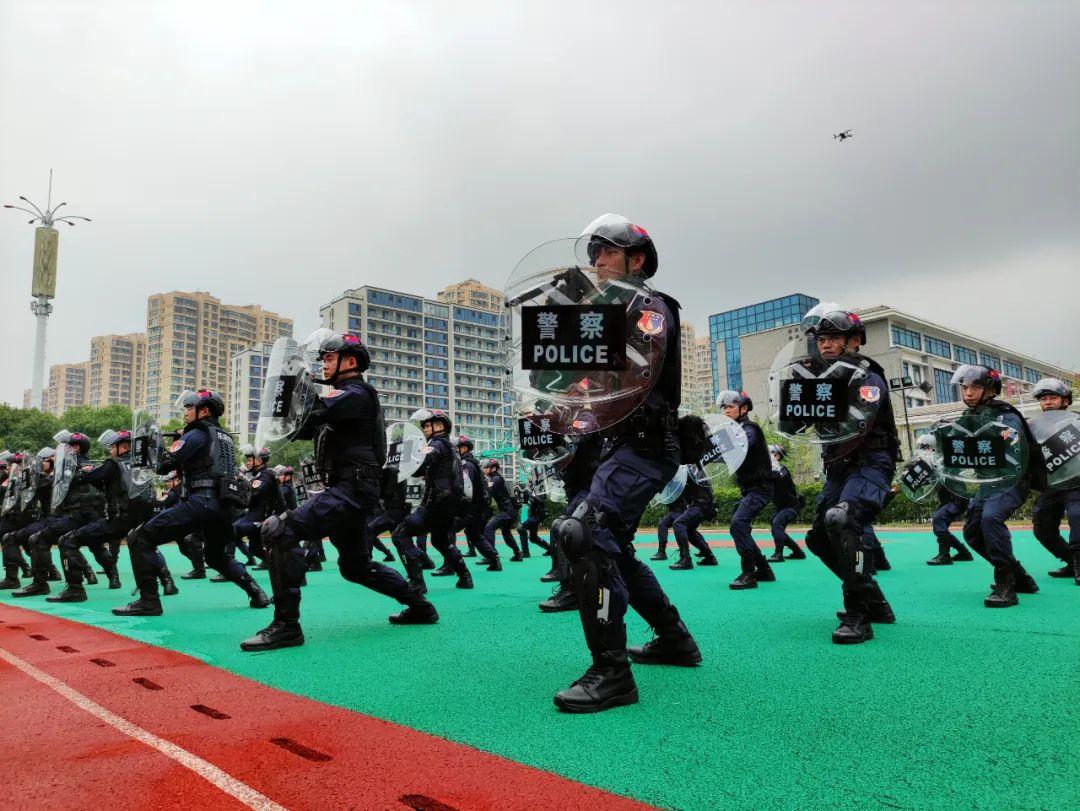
[833,129,853,142]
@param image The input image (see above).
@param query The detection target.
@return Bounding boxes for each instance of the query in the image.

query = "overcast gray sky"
[2,1,1077,406]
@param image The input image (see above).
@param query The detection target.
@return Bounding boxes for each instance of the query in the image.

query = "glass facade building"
[707,293,818,396]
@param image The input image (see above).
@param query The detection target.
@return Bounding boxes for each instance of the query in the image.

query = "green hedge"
[538,483,1041,529]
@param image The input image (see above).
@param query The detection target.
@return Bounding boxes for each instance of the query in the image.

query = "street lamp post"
[3,170,91,409]
[889,375,934,458]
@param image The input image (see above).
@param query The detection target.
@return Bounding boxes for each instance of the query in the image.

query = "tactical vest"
[315,377,386,483]
[460,453,488,506]
[735,419,773,491]
[380,466,408,513]
[58,455,107,517]
[183,420,242,506]
[423,435,464,507]
[773,466,801,510]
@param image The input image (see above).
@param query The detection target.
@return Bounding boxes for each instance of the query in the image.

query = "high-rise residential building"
[436,279,506,314]
[693,336,713,408]
[679,323,711,411]
[708,293,819,397]
[319,286,510,452]
[228,342,276,447]
[44,361,90,417]
[21,389,33,409]
[736,304,1075,454]
[88,333,147,411]
[145,291,293,422]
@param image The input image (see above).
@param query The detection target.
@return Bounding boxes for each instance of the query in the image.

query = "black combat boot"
[767,549,785,563]
[210,572,228,582]
[240,575,272,608]
[669,554,693,571]
[240,620,305,651]
[951,545,974,562]
[729,560,757,590]
[454,560,474,590]
[107,569,122,589]
[419,554,436,571]
[0,564,20,590]
[1048,557,1074,578]
[927,541,953,565]
[984,566,1018,608]
[787,545,807,560]
[509,552,523,562]
[554,625,638,714]
[11,579,49,597]
[462,546,477,558]
[389,595,439,625]
[486,556,503,572]
[46,585,87,603]
[833,588,873,644]
[160,572,179,597]
[112,596,163,616]
[404,556,427,595]
[430,563,455,577]
[181,565,206,580]
[47,565,62,582]
[698,551,718,566]
[841,580,896,624]
[650,548,668,561]
[755,558,776,582]
[1012,563,1038,594]
[628,608,702,667]
[873,547,891,571]
[539,583,578,613]
[1074,555,1080,586]
[84,568,99,586]
[540,564,558,581]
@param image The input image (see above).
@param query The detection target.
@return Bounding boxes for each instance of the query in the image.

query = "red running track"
[0,604,652,811]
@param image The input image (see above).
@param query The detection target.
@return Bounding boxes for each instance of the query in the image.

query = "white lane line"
[0,646,287,811]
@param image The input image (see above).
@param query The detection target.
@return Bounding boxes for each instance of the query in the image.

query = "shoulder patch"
[637,310,665,336]
[169,439,185,453]
[859,385,881,403]
[252,479,262,488]
[325,388,345,398]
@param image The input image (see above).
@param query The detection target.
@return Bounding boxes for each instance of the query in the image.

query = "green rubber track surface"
[5,530,1079,810]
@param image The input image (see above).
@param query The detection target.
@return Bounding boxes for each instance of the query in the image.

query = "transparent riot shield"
[50,442,76,512]
[698,413,749,481]
[130,410,164,496]
[1028,410,1080,491]
[652,465,689,506]
[386,422,426,482]
[255,336,319,450]
[768,342,883,446]
[517,413,573,465]
[505,237,671,441]
[897,457,940,503]
[933,409,1028,499]
[1,459,21,516]
[19,454,40,511]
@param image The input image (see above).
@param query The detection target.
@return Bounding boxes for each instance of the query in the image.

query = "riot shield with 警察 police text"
[129,412,164,497]
[385,422,426,482]
[505,237,670,441]
[698,413,749,481]
[768,342,882,446]
[50,442,76,512]
[897,456,940,503]
[256,336,318,450]
[933,410,1028,499]
[19,454,40,511]
[1028,409,1080,491]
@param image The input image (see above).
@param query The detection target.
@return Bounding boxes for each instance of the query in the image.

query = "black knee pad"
[29,531,50,551]
[558,501,595,564]
[57,531,79,554]
[260,514,291,547]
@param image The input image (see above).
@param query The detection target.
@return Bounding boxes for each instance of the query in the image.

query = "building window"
[954,345,977,365]
[934,368,958,404]
[1024,368,1041,384]
[1003,361,1022,379]
[925,336,952,360]
[890,325,922,351]
[348,302,361,315]
[980,353,1001,370]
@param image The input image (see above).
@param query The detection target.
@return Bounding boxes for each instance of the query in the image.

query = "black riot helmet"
[716,389,753,412]
[240,443,272,467]
[581,213,659,278]
[950,365,1002,397]
[456,435,475,452]
[1032,377,1072,407]
[54,430,91,456]
[423,409,452,435]
[802,303,867,345]
[316,331,371,380]
[177,388,225,418]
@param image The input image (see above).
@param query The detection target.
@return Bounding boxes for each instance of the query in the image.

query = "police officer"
[408,410,474,589]
[241,333,437,651]
[278,466,299,510]
[378,464,430,589]
[948,366,1040,607]
[1028,378,1079,585]
[113,390,270,616]
[483,460,523,561]
[454,436,502,570]
[767,445,806,562]
[519,478,551,558]
[13,434,110,599]
[921,430,974,566]
[543,215,701,713]
[669,467,719,570]
[367,468,406,566]
[233,445,281,570]
[152,471,208,580]
[0,449,63,589]
[650,489,685,562]
[44,429,155,602]
[799,309,897,643]
[716,391,776,589]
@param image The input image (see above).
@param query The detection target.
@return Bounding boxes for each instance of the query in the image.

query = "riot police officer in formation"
[717,391,776,589]
[798,309,897,643]
[0,451,45,587]
[453,436,502,570]
[767,445,806,562]
[1029,378,1080,585]
[518,477,551,558]
[242,333,437,652]
[668,467,718,570]
[233,444,281,568]
[921,434,973,566]
[482,460,523,561]
[114,390,270,617]
[650,489,685,562]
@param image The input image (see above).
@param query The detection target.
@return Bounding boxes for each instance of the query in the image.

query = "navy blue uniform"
[770,463,804,556]
[452,451,499,564]
[1032,487,1080,565]
[728,418,774,577]
[519,488,551,556]
[233,466,281,563]
[262,376,423,625]
[654,493,686,558]
[673,471,717,563]
[483,472,522,557]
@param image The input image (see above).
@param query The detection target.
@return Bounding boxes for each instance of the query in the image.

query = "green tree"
[0,408,62,453]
